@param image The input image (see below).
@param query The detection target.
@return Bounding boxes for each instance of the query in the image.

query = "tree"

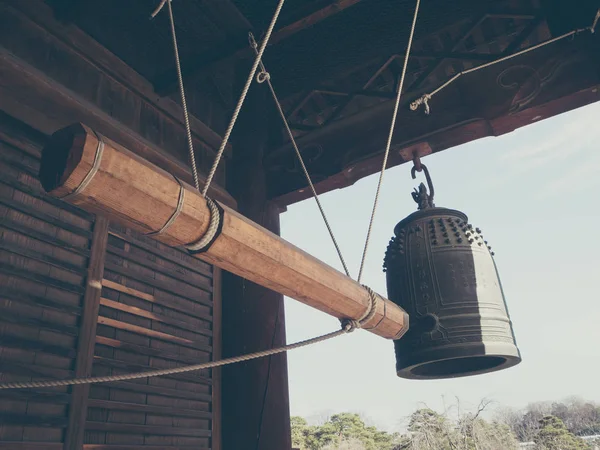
[495,399,600,442]
[534,415,589,450]
[551,398,600,436]
[292,416,310,449]
[291,413,397,450]
[455,399,518,450]
[403,408,458,450]
[470,419,519,450]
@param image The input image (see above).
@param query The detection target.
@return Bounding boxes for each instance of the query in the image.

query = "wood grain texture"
[0,31,233,208]
[85,219,215,446]
[101,279,212,322]
[0,444,62,450]
[0,115,89,447]
[96,317,211,352]
[40,124,408,340]
[99,298,212,337]
[0,1,234,189]
[211,267,222,450]
[64,216,109,450]
[0,111,217,448]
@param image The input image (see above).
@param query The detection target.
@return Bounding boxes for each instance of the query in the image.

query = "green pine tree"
[534,415,589,450]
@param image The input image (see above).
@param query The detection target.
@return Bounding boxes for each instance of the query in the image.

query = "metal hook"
[411,163,435,204]
[248,32,258,49]
[412,152,422,172]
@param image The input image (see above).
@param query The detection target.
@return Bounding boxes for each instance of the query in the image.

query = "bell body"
[384,207,521,380]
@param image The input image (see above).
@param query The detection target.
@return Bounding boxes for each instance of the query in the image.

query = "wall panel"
[0,113,220,450]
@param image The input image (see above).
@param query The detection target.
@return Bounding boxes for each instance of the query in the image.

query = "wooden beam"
[503,15,545,55]
[0,48,234,208]
[39,123,409,340]
[5,0,227,152]
[63,216,109,450]
[153,0,366,95]
[407,14,488,92]
[0,1,235,208]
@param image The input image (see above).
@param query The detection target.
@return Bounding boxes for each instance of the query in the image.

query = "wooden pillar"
[221,82,292,449]
[64,215,109,450]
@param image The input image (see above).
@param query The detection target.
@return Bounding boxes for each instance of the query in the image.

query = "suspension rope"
[249,33,351,277]
[357,0,421,283]
[411,11,600,114]
[153,0,202,192]
[201,0,287,197]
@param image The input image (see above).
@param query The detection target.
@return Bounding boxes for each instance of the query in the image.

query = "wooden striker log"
[39,124,409,340]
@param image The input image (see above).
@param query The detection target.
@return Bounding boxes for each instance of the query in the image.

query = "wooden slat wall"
[0,114,219,450]
[85,225,215,449]
[0,116,92,445]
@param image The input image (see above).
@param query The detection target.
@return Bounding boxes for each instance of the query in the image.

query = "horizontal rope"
[0,327,350,390]
[0,283,384,390]
[411,13,600,114]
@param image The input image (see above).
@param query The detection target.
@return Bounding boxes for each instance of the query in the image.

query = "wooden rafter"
[407,14,488,92]
[288,5,546,128]
[503,15,545,54]
[153,0,366,95]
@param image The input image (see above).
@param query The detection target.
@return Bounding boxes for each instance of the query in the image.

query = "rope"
[0,328,347,390]
[357,0,421,283]
[411,11,600,114]
[184,197,221,252]
[161,0,202,192]
[201,0,287,198]
[592,9,600,33]
[0,286,379,390]
[150,0,168,19]
[145,176,185,237]
[249,33,351,278]
[61,132,105,201]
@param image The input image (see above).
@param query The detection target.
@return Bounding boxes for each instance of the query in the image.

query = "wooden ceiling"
[44,0,600,205]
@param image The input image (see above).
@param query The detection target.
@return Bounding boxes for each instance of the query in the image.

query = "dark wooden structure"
[0,0,598,449]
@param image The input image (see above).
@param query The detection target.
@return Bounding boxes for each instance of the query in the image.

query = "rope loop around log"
[60,131,105,201]
[184,197,223,253]
[341,286,379,332]
[146,175,185,237]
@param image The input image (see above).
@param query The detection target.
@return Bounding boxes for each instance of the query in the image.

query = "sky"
[280,101,600,432]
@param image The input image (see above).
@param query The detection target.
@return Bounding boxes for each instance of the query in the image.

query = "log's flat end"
[39,123,89,194]
[396,310,410,341]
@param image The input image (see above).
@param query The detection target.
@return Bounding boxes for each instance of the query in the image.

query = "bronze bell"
[384,164,521,379]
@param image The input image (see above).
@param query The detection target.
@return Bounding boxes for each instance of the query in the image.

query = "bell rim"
[395,342,522,380]
[393,207,468,236]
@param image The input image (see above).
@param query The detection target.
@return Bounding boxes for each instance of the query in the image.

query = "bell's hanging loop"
[410,162,435,210]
